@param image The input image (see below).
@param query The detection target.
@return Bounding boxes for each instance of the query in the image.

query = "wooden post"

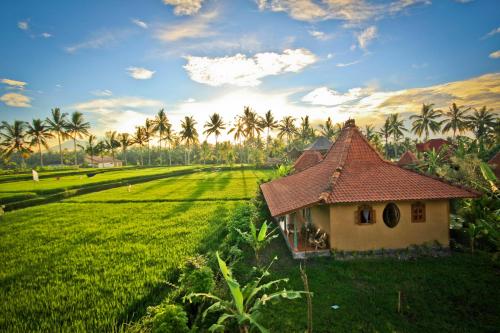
[293,214,298,251]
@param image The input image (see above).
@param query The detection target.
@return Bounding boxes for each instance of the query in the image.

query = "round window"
[383,203,400,228]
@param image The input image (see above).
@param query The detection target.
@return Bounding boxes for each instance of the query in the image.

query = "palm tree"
[410,103,442,141]
[118,133,133,166]
[152,109,170,165]
[46,107,69,165]
[133,126,147,166]
[389,113,407,157]
[0,120,32,168]
[27,119,53,167]
[144,118,155,166]
[66,112,91,166]
[260,110,278,151]
[278,116,298,146]
[162,125,176,166]
[104,131,120,166]
[298,116,315,145]
[80,134,97,166]
[467,106,497,141]
[319,117,340,140]
[442,103,470,139]
[180,116,198,165]
[379,118,391,158]
[228,118,245,163]
[241,106,262,140]
[363,124,375,141]
[204,113,226,163]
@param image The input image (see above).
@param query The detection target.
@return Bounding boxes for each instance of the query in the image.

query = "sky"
[0,0,499,142]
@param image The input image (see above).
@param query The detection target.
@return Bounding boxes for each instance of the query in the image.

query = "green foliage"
[186,253,305,333]
[275,164,293,178]
[236,221,278,262]
[151,304,189,333]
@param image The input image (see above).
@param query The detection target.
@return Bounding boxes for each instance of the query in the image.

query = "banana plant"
[236,221,278,263]
[186,252,306,333]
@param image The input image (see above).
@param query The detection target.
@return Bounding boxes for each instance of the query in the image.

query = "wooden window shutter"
[411,202,426,223]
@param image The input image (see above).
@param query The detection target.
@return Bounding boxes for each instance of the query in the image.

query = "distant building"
[286,147,302,161]
[85,156,123,168]
[293,150,323,173]
[397,151,419,167]
[304,136,333,155]
[488,152,500,178]
[416,139,451,153]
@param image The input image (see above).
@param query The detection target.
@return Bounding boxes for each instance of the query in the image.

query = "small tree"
[186,252,305,333]
[236,221,278,263]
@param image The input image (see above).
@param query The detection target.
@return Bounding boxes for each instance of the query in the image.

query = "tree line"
[0,102,498,168]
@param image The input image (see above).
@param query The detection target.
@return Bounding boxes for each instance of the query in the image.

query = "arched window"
[383,203,400,228]
[411,202,426,223]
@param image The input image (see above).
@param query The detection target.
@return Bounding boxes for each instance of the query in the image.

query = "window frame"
[356,205,376,225]
[411,202,426,223]
[382,202,401,228]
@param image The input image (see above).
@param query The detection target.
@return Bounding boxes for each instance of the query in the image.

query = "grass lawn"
[258,237,500,333]
[0,168,271,332]
[0,165,200,204]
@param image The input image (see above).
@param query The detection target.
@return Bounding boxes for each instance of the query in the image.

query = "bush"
[151,304,189,333]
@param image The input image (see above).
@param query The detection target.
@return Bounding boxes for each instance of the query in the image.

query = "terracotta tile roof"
[397,151,419,167]
[293,150,323,173]
[261,120,479,217]
[488,152,500,178]
[416,138,450,153]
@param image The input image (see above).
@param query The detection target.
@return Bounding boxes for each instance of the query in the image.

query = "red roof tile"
[397,151,419,167]
[293,150,323,173]
[261,120,478,217]
[416,138,450,153]
[488,152,500,178]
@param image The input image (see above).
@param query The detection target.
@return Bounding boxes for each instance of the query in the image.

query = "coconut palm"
[66,112,90,166]
[180,116,198,165]
[46,107,69,165]
[144,118,155,165]
[298,116,315,145]
[319,117,340,140]
[278,116,298,146]
[442,103,470,139]
[241,106,262,140]
[162,125,176,166]
[27,119,53,167]
[410,103,442,141]
[379,118,391,158]
[118,133,133,166]
[0,120,32,168]
[260,110,278,151]
[80,134,97,166]
[467,106,497,141]
[152,109,170,165]
[204,113,226,163]
[389,113,407,157]
[104,131,120,166]
[133,126,147,166]
[363,124,376,141]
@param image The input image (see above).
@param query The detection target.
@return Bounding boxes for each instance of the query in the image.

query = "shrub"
[151,304,189,333]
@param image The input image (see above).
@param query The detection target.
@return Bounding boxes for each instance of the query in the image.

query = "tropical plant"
[152,109,171,165]
[66,111,90,166]
[260,110,278,151]
[46,107,69,165]
[241,106,262,140]
[236,221,278,262]
[104,131,120,166]
[410,103,442,140]
[419,147,447,175]
[442,103,470,139]
[80,134,97,166]
[319,117,340,140]
[278,116,297,146]
[379,118,392,158]
[27,119,53,167]
[298,116,315,145]
[133,126,147,166]
[0,120,32,168]
[186,252,305,333]
[162,124,176,166]
[180,116,198,165]
[144,118,155,165]
[389,113,407,156]
[118,133,133,166]
[467,106,497,142]
[204,113,226,163]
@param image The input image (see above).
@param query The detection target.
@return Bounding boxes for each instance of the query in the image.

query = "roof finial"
[344,118,356,128]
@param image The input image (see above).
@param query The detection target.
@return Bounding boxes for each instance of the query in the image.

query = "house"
[260,119,478,257]
[416,138,450,153]
[85,155,123,168]
[304,136,333,155]
[397,151,419,167]
[293,150,323,173]
[488,152,500,178]
[286,147,302,161]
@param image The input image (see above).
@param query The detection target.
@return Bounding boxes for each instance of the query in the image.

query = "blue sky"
[1,0,499,140]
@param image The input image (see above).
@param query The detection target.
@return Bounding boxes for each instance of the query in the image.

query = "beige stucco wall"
[311,205,330,234]
[329,200,450,251]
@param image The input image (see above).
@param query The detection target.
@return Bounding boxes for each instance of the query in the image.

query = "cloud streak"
[155,10,217,42]
[0,92,31,107]
[126,67,155,80]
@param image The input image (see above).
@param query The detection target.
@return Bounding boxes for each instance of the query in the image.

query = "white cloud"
[163,0,204,15]
[1,78,27,89]
[357,26,377,49]
[489,50,500,59]
[336,60,361,67]
[302,87,368,106]
[327,53,334,59]
[0,92,31,107]
[18,21,29,30]
[72,97,164,134]
[41,32,52,38]
[256,0,430,24]
[183,48,317,87]
[91,89,113,97]
[155,10,217,42]
[126,67,155,80]
[308,29,332,40]
[132,18,148,29]
[482,27,500,39]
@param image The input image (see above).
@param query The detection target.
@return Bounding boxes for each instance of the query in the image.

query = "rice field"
[0,168,272,332]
